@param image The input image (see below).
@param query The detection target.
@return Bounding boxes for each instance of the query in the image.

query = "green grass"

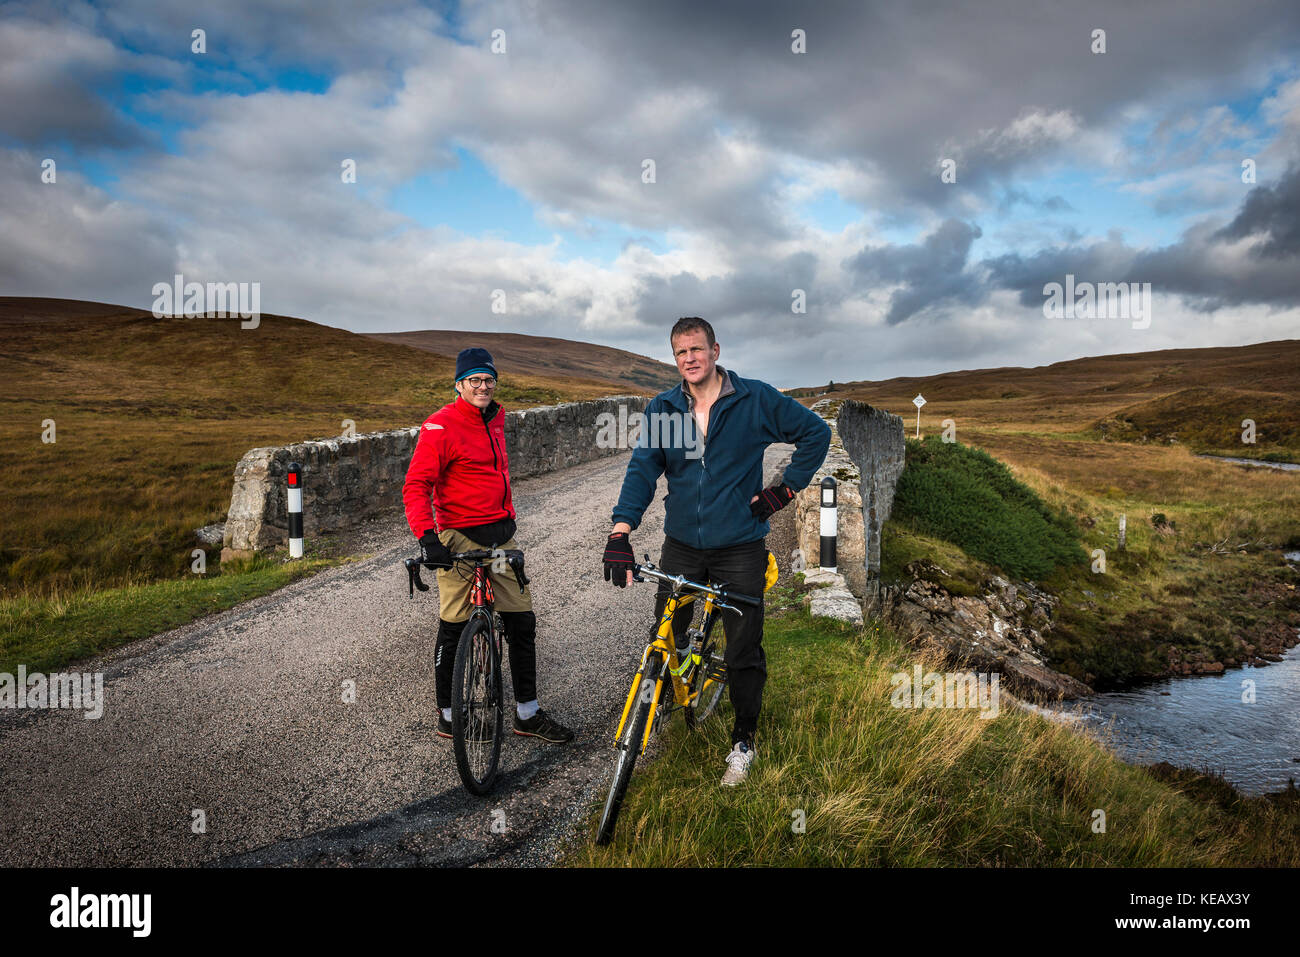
[878,521,993,597]
[0,552,346,673]
[892,437,1087,580]
[570,608,1300,866]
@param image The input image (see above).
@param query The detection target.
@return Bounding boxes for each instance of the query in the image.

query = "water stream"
[1196,453,1300,472]
[1041,636,1300,795]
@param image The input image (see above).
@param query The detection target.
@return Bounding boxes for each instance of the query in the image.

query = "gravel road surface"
[0,446,797,867]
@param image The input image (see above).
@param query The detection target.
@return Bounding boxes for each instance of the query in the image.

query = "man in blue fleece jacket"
[603,317,831,786]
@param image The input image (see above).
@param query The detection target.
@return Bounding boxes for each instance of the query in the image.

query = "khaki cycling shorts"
[435,528,533,622]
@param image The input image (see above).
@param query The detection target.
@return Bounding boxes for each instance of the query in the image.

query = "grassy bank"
[892,436,1086,579]
[0,552,346,674]
[878,434,1300,689]
[572,607,1300,866]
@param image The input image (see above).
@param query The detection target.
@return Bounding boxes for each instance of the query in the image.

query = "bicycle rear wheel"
[685,613,727,729]
[451,613,505,795]
[596,652,662,846]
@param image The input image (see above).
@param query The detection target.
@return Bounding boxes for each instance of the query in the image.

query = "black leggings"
[435,611,537,709]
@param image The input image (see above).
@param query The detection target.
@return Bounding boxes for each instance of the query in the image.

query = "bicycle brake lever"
[405,559,429,597]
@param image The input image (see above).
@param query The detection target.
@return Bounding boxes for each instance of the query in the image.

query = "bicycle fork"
[614,650,664,755]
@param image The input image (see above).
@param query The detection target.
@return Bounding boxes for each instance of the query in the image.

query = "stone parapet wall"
[791,398,905,603]
[836,399,907,577]
[221,395,650,559]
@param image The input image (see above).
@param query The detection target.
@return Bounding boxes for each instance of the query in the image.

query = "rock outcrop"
[880,560,1094,701]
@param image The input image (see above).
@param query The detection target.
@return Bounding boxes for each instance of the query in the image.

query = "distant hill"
[366,329,679,393]
[793,340,1300,462]
[0,297,661,598]
[796,340,1300,401]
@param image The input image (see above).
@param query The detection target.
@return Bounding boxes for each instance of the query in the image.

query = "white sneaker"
[720,742,755,787]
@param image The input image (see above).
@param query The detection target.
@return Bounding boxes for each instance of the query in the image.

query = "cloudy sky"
[3,0,1299,388]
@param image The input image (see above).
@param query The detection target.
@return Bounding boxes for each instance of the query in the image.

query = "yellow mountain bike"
[595,552,776,845]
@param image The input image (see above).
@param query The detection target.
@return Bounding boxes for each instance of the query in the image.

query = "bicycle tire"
[685,613,728,729]
[596,653,662,846]
[451,612,504,795]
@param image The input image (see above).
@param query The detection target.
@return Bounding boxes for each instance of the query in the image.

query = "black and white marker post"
[819,476,837,571]
[287,461,304,559]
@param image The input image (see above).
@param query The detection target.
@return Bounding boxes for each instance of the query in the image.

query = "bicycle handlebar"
[631,558,760,615]
[403,549,529,598]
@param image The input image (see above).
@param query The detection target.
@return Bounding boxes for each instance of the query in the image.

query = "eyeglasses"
[463,376,497,390]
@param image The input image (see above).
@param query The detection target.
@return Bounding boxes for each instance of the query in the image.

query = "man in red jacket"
[403,347,573,744]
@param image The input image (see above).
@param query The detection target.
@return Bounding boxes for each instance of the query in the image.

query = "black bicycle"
[405,548,528,795]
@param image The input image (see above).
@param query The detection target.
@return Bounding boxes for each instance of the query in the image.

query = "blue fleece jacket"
[611,369,832,549]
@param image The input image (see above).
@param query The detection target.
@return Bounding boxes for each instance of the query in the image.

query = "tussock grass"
[1092,386,1300,460]
[572,610,1300,867]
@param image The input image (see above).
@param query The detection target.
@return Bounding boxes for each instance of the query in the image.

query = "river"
[1040,631,1300,795]
[1196,453,1300,472]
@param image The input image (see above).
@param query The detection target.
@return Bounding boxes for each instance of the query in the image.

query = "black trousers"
[435,611,537,709]
[653,535,767,747]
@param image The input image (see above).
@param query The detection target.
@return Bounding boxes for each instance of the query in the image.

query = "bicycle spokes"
[453,619,504,794]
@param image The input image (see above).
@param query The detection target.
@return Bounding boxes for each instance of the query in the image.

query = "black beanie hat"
[454,347,497,382]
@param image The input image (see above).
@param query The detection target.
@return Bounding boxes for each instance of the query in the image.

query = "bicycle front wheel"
[685,614,728,729]
[596,652,662,846]
[451,613,505,795]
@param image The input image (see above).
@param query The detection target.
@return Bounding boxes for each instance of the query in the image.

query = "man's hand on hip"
[603,531,635,587]
[749,483,794,521]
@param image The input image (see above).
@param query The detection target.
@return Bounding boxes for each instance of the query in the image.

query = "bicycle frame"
[469,563,494,608]
[613,590,722,755]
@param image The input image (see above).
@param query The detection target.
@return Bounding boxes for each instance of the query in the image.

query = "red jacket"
[403,396,515,538]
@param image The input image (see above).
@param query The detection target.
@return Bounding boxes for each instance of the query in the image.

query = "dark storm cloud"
[845,219,986,325]
[0,1,440,150]
[985,168,1300,311]
[545,0,1300,214]
[633,251,818,329]
[1213,163,1300,258]
[0,15,144,148]
[0,148,179,302]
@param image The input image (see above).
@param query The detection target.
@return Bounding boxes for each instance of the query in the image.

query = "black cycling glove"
[419,529,454,569]
[603,532,634,588]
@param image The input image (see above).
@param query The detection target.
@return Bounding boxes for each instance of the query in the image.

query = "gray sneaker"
[720,741,755,787]
[512,708,575,743]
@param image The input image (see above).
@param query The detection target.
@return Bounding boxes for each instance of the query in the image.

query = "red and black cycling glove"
[749,483,794,521]
[603,531,635,587]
